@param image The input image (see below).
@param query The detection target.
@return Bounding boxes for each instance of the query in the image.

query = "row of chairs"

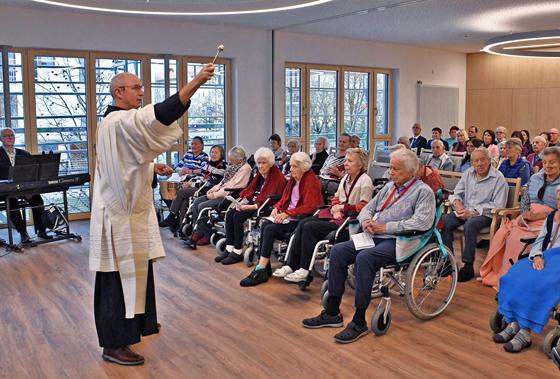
[372,145,466,171]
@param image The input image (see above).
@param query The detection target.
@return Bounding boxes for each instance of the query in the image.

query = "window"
[344,71,369,150]
[285,64,392,153]
[376,73,390,136]
[187,62,226,153]
[151,58,179,165]
[33,55,90,213]
[95,58,142,123]
[285,67,302,139]
[0,51,25,148]
[309,69,338,151]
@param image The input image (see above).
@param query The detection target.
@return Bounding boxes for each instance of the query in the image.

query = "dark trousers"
[225,208,256,249]
[441,213,492,265]
[170,187,197,221]
[94,261,158,349]
[287,216,338,271]
[259,221,298,259]
[6,195,46,235]
[328,239,396,310]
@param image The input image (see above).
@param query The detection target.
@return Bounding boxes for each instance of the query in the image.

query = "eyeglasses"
[119,84,144,91]
[2,134,15,138]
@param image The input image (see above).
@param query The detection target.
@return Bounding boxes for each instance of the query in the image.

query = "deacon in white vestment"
[90,65,214,366]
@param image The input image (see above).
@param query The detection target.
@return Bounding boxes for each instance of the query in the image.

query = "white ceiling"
[3,0,560,53]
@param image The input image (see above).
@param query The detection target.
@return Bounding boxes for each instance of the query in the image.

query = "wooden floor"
[0,221,558,378]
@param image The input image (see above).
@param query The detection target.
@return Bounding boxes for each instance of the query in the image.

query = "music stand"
[38,152,61,180]
[9,154,39,182]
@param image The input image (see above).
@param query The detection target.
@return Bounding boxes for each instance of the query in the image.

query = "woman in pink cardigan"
[186,146,252,247]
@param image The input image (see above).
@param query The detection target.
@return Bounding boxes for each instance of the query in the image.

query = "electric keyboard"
[0,173,90,196]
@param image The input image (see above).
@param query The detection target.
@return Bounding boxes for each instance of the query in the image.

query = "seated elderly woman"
[184,146,252,248]
[302,149,436,344]
[216,147,287,265]
[310,136,330,175]
[526,135,548,175]
[498,138,531,186]
[441,147,508,282]
[457,138,483,173]
[480,147,560,289]
[272,148,374,283]
[159,145,226,232]
[239,152,323,287]
[493,188,560,353]
[280,139,301,176]
[451,129,469,153]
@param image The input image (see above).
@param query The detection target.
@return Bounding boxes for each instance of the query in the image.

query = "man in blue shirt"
[445,125,459,149]
[174,136,209,175]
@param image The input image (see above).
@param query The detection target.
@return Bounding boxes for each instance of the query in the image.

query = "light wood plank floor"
[0,221,558,378]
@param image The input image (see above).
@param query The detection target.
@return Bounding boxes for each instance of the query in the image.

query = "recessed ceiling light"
[482,30,560,58]
[31,0,335,16]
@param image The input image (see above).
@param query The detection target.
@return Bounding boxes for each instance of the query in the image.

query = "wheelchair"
[321,189,458,336]
[213,195,280,263]
[488,236,560,357]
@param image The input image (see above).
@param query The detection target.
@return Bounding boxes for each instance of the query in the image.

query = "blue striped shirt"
[174,150,209,171]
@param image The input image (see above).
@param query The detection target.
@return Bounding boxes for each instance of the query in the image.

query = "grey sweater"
[357,178,436,238]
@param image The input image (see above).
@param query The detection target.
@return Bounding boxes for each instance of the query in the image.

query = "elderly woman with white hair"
[216,148,287,265]
[527,135,548,174]
[273,148,374,283]
[185,146,252,248]
[302,148,436,343]
[311,136,329,175]
[240,152,323,287]
[498,138,531,186]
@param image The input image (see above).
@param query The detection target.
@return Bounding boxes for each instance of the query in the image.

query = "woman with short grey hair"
[498,138,531,185]
[184,145,252,248]
[390,147,419,174]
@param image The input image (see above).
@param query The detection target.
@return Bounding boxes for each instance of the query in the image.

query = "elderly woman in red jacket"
[217,147,287,265]
[240,152,323,287]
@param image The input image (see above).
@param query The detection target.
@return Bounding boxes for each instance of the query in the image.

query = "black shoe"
[37,231,53,240]
[458,265,475,282]
[240,268,269,287]
[302,310,344,329]
[183,238,197,250]
[221,252,243,265]
[20,232,31,244]
[159,213,176,228]
[334,322,369,344]
[214,252,229,263]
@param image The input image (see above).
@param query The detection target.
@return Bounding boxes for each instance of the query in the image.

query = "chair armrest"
[393,229,431,237]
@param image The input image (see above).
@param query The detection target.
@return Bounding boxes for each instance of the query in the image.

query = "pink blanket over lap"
[479,203,553,290]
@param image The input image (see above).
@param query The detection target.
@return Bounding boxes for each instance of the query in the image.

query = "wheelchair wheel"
[371,307,392,336]
[404,243,458,320]
[321,290,330,310]
[215,238,226,256]
[210,232,221,247]
[243,243,255,267]
[313,259,327,278]
[346,265,356,289]
[320,280,328,299]
[489,310,507,334]
[543,327,560,356]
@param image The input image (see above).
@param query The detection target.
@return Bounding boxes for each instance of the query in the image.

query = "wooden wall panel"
[466,89,512,132]
[512,89,538,137]
[467,53,560,135]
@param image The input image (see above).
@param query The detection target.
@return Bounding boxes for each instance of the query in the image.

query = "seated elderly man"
[319,133,351,199]
[526,135,547,174]
[441,147,508,282]
[302,148,436,344]
[425,140,453,171]
[310,136,329,175]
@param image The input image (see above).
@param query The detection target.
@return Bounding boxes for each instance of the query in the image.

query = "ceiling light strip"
[482,30,560,58]
[31,0,335,15]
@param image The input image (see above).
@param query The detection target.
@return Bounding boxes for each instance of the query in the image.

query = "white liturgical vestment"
[89,104,181,319]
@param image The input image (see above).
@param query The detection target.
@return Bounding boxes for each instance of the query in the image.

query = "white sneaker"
[284,268,309,283]
[272,265,293,278]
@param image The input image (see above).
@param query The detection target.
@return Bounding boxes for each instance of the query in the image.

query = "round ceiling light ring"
[482,29,560,58]
[30,0,335,16]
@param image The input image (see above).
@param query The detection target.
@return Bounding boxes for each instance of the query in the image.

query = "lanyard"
[379,177,417,212]
[343,171,364,201]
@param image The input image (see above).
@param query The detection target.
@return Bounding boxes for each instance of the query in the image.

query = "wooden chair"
[448,152,466,171]
[371,145,392,164]
[367,161,390,182]
[438,170,463,194]
[453,177,522,254]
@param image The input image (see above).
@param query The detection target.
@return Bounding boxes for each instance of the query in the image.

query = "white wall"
[274,31,467,143]
[0,5,466,149]
[0,5,273,152]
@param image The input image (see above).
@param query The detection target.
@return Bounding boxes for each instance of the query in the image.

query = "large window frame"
[0,47,232,220]
[285,63,393,154]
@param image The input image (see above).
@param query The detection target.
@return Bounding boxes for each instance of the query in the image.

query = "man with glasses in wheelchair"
[302,148,436,344]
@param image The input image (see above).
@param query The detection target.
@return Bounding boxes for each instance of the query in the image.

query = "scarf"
[221,158,246,184]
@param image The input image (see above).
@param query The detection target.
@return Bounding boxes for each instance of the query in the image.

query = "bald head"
[109,72,144,110]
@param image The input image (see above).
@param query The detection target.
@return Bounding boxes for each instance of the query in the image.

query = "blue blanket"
[498,246,560,334]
